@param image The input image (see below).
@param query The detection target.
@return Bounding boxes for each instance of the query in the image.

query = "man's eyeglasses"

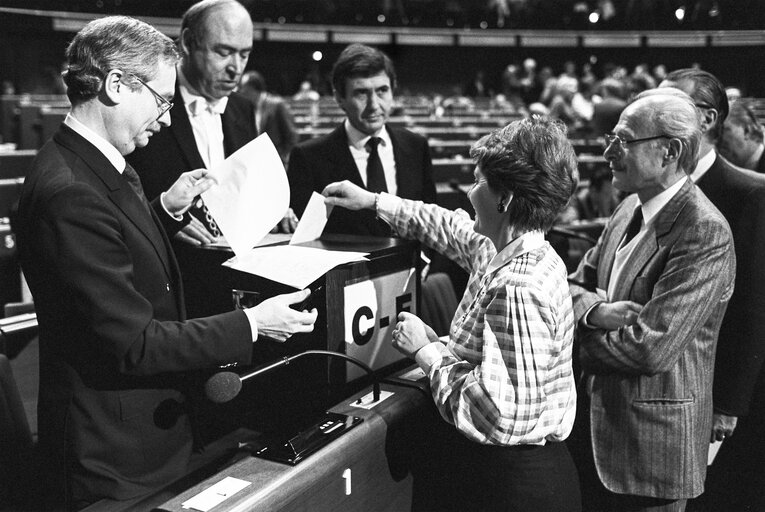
[603,133,670,151]
[131,75,173,120]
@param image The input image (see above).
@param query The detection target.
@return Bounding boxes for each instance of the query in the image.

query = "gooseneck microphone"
[205,349,381,404]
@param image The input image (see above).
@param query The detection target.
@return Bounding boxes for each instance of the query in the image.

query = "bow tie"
[188,97,227,116]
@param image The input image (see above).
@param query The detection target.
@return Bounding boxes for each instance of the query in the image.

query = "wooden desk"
[155,381,429,512]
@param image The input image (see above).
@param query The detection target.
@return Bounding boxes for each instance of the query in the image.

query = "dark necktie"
[621,207,643,248]
[122,162,151,214]
[365,137,388,193]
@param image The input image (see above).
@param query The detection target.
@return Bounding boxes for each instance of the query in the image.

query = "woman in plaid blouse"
[324,117,581,511]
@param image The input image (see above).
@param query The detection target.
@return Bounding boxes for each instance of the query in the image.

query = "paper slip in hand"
[708,440,723,465]
[224,245,368,289]
[201,133,289,258]
[290,192,333,245]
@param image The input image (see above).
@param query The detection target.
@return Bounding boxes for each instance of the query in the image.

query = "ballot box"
[192,235,422,440]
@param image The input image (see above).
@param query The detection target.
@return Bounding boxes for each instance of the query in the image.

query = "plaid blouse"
[379,195,577,445]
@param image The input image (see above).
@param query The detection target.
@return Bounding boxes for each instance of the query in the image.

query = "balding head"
[179,0,252,101]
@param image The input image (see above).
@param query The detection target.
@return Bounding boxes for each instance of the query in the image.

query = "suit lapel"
[389,127,411,195]
[168,84,206,170]
[609,181,693,300]
[54,125,175,280]
[328,124,365,188]
[222,93,256,157]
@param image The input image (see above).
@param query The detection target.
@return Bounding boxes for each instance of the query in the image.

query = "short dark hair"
[181,0,248,49]
[63,16,179,104]
[664,68,728,141]
[331,44,397,97]
[469,117,579,232]
[727,100,763,143]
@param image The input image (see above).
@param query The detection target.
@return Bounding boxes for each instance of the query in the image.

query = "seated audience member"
[292,80,320,101]
[15,15,317,510]
[569,88,735,512]
[717,99,765,173]
[590,78,628,136]
[575,165,620,220]
[324,116,581,512]
[288,43,436,236]
[661,68,765,512]
[238,70,298,166]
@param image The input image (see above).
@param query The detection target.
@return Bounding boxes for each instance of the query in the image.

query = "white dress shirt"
[690,148,717,184]
[344,119,398,195]
[178,69,228,170]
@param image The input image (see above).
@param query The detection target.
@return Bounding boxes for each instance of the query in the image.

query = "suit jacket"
[128,84,257,201]
[16,125,253,506]
[127,85,258,317]
[256,93,297,164]
[287,123,436,236]
[569,180,735,499]
[695,155,765,417]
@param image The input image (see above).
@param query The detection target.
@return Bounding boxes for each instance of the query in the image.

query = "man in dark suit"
[287,43,436,236]
[661,69,765,512]
[238,70,298,166]
[717,99,765,173]
[129,0,296,317]
[569,89,735,511]
[15,16,316,510]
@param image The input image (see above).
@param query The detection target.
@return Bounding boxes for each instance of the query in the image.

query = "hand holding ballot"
[250,288,318,342]
[322,180,377,211]
[162,168,219,217]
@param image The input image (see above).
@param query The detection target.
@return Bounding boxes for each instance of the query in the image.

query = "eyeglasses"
[131,75,173,120]
[603,133,670,151]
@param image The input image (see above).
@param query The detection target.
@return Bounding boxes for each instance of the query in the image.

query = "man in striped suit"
[569,89,735,511]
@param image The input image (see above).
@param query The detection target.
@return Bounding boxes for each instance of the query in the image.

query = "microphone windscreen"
[204,372,242,403]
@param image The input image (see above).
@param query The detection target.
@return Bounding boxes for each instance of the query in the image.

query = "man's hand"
[249,289,318,342]
[588,300,642,330]
[322,180,376,211]
[392,311,437,358]
[711,413,738,442]
[271,208,299,234]
[163,169,218,217]
[174,216,217,245]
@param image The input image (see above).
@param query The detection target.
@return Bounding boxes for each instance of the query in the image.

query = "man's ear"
[179,28,193,57]
[700,107,719,134]
[102,69,125,104]
[664,138,682,165]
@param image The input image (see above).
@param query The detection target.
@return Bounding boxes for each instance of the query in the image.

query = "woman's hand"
[391,311,436,358]
[322,180,376,211]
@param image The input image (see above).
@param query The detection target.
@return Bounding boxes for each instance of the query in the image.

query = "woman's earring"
[497,201,505,213]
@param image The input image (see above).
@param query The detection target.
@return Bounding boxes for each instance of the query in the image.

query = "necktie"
[365,137,387,193]
[122,162,151,214]
[621,206,643,248]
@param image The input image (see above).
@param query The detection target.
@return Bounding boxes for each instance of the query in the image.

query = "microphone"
[205,349,381,404]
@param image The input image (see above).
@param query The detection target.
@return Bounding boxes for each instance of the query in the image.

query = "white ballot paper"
[200,133,288,258]
[224,245,368,289]
[290,192,333,245]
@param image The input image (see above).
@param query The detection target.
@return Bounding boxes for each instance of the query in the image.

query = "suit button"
[166,283,170,292]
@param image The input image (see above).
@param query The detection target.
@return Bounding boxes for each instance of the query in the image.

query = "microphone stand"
[204,350,379,465]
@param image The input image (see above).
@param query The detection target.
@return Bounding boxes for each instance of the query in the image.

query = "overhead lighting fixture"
[589,11,600,23]
[675,7,686,21]
[312,51,323,62]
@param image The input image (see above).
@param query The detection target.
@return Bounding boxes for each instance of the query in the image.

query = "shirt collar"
[344,119,391,151]
[640,175,688,225]
[178,67,228,116]
[486,230,546,275]
[690,148,716,183]
[63,113,126,173]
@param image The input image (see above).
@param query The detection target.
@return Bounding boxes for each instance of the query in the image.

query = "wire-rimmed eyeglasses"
[131,74,173,121]
[603,133,670,151]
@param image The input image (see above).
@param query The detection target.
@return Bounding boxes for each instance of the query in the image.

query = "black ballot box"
[192,234,422,440]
